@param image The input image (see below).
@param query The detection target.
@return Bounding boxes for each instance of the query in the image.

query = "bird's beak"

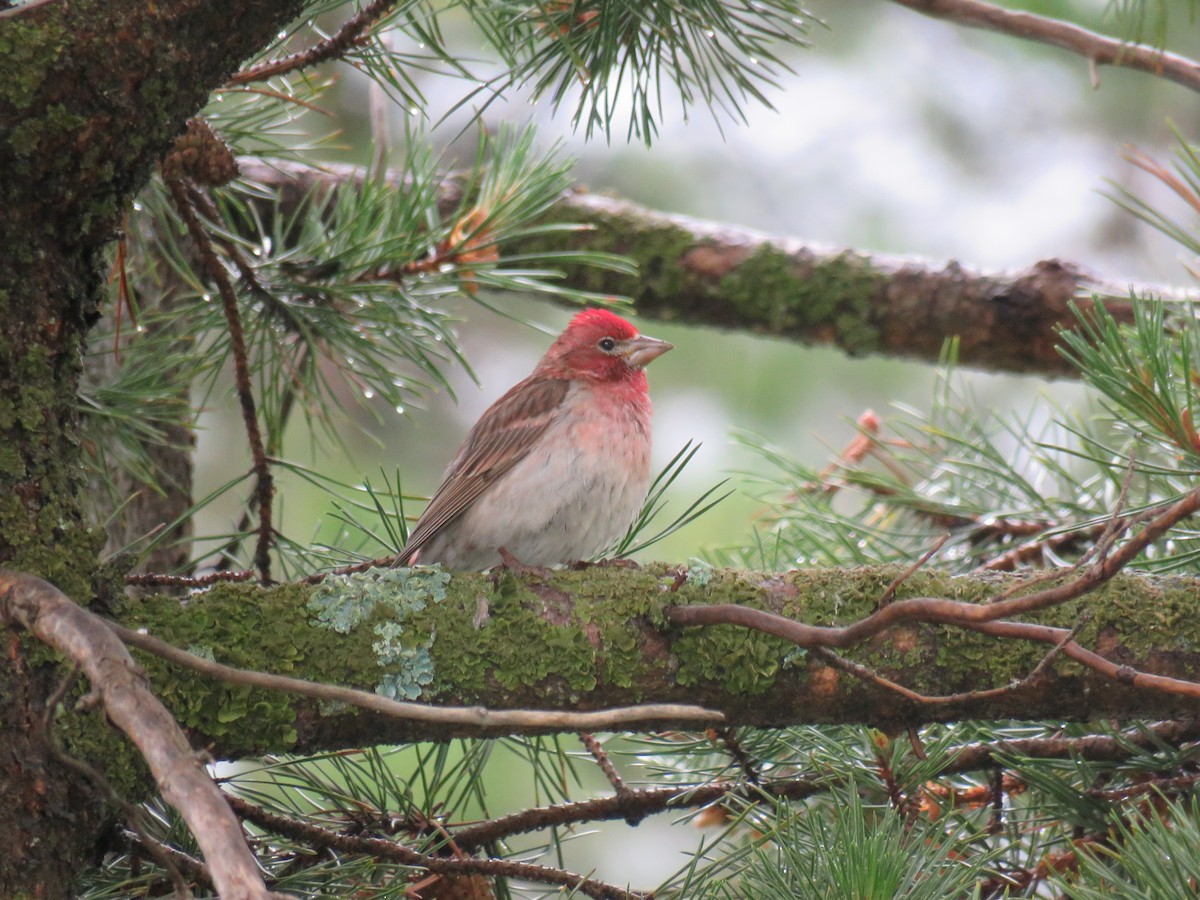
[621,334,674,368]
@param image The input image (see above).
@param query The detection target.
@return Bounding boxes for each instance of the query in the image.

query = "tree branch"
[228,0,399,86]
[108,562,1200,755]
[0,571,279,900]
[237,157,1193,377]
[227,794,643,900]
[448,718,1200,850]
[166,177,276,582]
[888,0,1200,95]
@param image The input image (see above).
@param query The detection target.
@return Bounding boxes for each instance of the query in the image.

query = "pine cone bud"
[160,117,238,186]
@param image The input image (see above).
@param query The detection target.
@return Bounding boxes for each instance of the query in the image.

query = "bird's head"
[540,308,673,381]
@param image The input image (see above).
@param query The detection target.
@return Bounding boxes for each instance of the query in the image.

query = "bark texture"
[0,1,304,893]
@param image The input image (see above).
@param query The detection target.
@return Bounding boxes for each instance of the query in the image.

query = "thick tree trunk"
[0,1,303,893]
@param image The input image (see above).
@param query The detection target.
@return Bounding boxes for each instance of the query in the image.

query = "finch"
[397,308,673,571]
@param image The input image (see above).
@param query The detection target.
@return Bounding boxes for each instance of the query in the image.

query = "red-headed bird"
[397,309,673,570]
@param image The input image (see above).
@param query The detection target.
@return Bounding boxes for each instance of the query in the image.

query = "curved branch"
[237,157,1195,377]
[670,483,1200,653]
[889,0,1200,95]
[0,571,278,900]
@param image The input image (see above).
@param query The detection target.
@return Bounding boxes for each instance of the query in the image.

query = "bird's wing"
[397,375,572,563]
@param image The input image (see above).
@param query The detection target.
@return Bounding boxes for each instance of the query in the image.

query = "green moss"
[122,584,318,754]
[511,204,696,303]
[53,678,153,798]
[417,565,672,701]
[671,569,793,694]
[114,564,1200,754]
[0,13,67,109]
[718,247,884,355]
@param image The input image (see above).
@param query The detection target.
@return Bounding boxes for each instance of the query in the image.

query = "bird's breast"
[437,380,654,567]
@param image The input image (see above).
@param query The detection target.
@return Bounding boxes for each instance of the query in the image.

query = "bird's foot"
[493,547,554,581]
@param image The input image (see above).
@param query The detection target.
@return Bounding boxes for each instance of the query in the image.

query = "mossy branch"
[108,562,1200,758]
[238,157,1198,377]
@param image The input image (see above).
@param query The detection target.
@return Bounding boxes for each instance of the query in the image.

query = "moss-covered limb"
[111,563,1200,757]
[237,157,1190,377]
[522,193,1145,375]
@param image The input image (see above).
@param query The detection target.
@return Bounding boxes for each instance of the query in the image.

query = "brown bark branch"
[227,794,644,900]
[0,571,279,900]
[236,158,1194,377]
[113,562,1200,750]
[166,177,276,582]
[889,0,1200,95]
[448,718,1200,851]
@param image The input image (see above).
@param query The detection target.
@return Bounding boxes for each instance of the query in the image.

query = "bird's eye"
[598,337,616,352]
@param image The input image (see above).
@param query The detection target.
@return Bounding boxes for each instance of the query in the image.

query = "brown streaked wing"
[397,376,571,563]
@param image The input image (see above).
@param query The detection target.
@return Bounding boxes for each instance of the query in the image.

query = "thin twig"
[166,177,275,582]
[126,570,257,588]
[878,532,949,606]
[107,618,724,731]
[889,0,1200,95]
[120,829,216,893]
[811,612,1092,706]
[579,732,629,794]
[228,0,399,86]
[986,767,1005,835]
[966,617,1200,698]
[712,726,762,786]
[975,520,1116,572]
[227,794,646,900]
[302,551,404,584]
[1087,771,1200,802]
[447,719,1200,851]
[670,479,1200,657]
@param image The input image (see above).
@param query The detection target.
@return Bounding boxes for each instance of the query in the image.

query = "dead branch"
[227,0,400,86]
[166,178,275,582]
[227,794,644,900]
[447,719,1200,850]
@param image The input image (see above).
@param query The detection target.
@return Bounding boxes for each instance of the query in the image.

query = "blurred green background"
[196,1,1193,570]
[198,1,1200,886]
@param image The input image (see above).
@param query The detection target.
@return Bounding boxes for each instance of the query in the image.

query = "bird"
[396,308,673,571]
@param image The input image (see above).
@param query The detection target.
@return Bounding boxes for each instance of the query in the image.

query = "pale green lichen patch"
[373,621,435,700]
[686,559,715,587]
[308,567,448,699]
